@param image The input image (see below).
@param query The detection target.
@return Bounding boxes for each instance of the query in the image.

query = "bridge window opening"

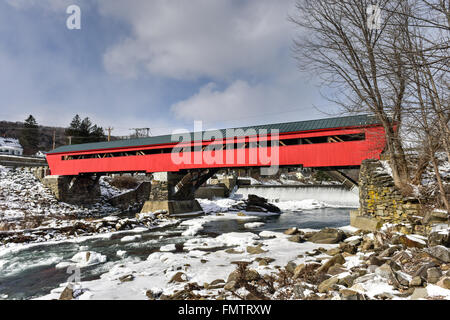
[337,133,365,141]
[279,133,365,146]
[303,136,328,144]
[280,138,301,146]
[161,148,173,154]
[143,149,162,155]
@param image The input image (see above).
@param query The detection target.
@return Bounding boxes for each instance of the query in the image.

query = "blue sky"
[0,0,338,136]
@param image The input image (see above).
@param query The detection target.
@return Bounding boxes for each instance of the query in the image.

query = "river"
[0,185,357,300]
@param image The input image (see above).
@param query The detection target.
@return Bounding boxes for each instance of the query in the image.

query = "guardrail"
[0,154,47,167]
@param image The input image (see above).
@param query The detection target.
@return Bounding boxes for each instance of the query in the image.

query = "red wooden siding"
[46,125,386,176]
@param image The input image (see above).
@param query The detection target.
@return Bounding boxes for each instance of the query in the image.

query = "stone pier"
[352,159,448,235]
[109,181,151,211]
[140,171,204,216]
[42,175,101,204]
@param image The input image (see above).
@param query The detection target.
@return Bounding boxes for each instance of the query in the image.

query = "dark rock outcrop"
[231,194,281,213]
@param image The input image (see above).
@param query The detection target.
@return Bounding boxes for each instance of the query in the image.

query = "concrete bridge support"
[322,168,360,190]
[196,174,238,199]
[109,181,151,211]
[141,171,216,216]
[42,175,101,204]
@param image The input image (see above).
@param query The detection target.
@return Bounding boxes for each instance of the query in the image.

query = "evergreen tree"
[65,114,82,143]
[79,117,92,138]
[65,115,106,144]
[19,115,40,154]
[89,125,106,143]
[69,115,81,132]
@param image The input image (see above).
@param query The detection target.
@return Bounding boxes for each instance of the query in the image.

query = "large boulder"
[243,269,260,281]
[339,242,358,254]
[230,194,281,213]
[428,230,450,247]
[426,267,442,284]
[412,262,438,279]
[398,234,427,248]
[409,276,423,287]
[284,227,301,235]
[436,277,450,289]
[350,211,383,231]
[424,246,450,263]
[246,245,266,254]
[310,228,346,244]
[375,264,395,280]
[59,285,74,300]
[246,194,281,213]
[288,234,305,243]
[317,254,346,274]
[285,261,297,274]
[339,289,365,300]
[424,210,449,225]
[368,255,385,266]
[227,267,260,282]
[318,275,339,293]
[224,281,237,291]
[410,287,428,300]
[170,272,188,283]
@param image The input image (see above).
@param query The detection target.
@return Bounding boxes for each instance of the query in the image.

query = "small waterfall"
[235,185,359,207]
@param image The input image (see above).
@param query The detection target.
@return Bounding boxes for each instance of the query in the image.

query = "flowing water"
[235,185,359,207]
[0,186,357,300]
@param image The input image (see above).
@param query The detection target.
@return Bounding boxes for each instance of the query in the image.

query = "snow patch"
[244,222,265,229]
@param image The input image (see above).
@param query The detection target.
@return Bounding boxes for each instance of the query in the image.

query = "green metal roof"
[48,114,380,154]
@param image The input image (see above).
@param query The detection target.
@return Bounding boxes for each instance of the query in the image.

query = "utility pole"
[107,127,114,142]
[52,130,56,150]
[68,136,72,145]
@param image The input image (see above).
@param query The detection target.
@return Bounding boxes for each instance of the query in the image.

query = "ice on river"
[55,251,107,269]
[35,229,338,300]
[1,190,360,300]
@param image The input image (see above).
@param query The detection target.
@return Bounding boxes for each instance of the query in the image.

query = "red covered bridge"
[46,114,386,176]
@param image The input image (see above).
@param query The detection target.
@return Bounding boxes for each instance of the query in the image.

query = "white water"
[235,185,359,207]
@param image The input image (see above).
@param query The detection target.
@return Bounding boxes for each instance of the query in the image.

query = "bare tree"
[404,0,449,162]
[290,0,413,188]
[399,0,449,210]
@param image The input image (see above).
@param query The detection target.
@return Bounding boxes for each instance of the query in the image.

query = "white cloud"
[100,0,296,80]
[170,76,322,127]
[5,0,74,11]
[171,81,269,121]
[97,0,330,127]
[1,0,334,133]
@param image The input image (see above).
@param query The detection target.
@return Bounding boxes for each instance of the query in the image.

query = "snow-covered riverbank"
[2,163,449,301]
[33,212,450,301]
[1,196,449,300]
[36,226,340,300]
[0,166,120,229]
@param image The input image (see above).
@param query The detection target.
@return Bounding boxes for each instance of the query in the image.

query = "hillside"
[0,120,67,155]
[0,120,119,155]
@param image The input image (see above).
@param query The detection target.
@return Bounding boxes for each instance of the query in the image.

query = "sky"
[0,0,339,136]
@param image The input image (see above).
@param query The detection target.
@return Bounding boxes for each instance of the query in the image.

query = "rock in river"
[310,228,345,244]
